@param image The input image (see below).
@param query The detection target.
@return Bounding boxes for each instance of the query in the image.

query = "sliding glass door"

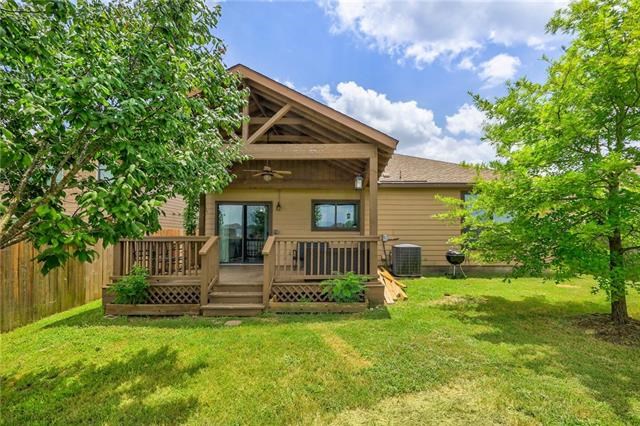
[217,203,270,264]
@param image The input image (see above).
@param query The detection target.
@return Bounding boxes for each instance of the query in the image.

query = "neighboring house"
[104,64,496,316]
[61,178,186,233]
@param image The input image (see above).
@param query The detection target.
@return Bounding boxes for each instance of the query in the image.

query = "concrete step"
[209,291,263,304]
[201,303,264,317]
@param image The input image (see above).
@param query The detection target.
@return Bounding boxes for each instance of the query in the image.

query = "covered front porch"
[103,64,395,316]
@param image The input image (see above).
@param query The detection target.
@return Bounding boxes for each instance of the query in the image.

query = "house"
[104,64,489,316]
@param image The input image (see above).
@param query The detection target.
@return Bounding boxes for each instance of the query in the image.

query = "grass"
[1,276,639,425]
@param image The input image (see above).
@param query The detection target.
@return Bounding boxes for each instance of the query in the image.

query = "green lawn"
[2,277,639,425]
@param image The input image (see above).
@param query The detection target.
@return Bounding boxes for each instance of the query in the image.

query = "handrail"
[199,235,219,256]
[261,235,276,255]
[120,236,209,242]
[270,235,379,242]
[199,236,219,305]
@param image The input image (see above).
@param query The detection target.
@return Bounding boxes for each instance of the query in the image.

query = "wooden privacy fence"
[0,241,113,332]
[1,229,184,332]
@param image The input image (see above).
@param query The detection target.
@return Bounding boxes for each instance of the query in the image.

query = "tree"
[0,0,247,272]
[451,0,640,324]
[183,194,199,236]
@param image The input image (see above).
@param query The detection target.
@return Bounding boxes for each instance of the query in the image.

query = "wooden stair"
[202,274,264,316]
[201,303,264,317]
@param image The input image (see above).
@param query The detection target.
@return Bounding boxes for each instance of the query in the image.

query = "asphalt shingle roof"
[379,154,492,185]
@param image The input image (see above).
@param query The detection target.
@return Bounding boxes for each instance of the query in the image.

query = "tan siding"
[158,195,185,231]
[378,187,462,267]
[205,184,493,269]
[206,188,370,238]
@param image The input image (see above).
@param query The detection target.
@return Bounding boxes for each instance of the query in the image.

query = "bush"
[321,272,366,303]
[108,266,150,304]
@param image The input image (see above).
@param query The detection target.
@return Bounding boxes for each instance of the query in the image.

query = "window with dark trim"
[462,192,511,228]
[312,200,360,231]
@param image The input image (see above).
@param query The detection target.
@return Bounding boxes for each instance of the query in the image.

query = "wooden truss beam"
[247,103,291,144]
[254,135,349,144]
[250,117,306,126]
[242,143,376,160]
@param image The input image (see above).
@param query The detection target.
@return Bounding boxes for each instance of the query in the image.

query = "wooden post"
[261,236,276,307]
[198,193,206,236]
[368,153,378,236]
[205,193,215,236]
[263,253,271,306]
[200,251,209,306]
[369,239,378,277]
[359,187,366,236]
[369,151,379,274]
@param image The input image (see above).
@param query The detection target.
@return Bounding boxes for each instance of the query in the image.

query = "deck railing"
[111,235,216,306]
[113,236,209,278]
[198,236,220,304]
[267,236,379,282]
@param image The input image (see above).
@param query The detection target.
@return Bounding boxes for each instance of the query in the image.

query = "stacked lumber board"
[377,267,408,304]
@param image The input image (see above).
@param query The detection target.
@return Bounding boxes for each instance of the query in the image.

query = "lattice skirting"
[145,285,200,304]
[270,284,365,303]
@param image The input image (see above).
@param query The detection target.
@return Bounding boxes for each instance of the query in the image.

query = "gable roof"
[229,64,398,151]
[379,154,493,187]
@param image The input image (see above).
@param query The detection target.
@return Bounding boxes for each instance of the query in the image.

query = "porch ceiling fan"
[243,164,292,182]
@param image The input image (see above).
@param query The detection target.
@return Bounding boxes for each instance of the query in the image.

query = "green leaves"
[0,0,247,272]
[447,0,640,314]
[321,272,367,303]
[108,266,150,304]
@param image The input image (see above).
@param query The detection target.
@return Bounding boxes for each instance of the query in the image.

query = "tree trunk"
[611,297,628,325]
[608,233,629,325]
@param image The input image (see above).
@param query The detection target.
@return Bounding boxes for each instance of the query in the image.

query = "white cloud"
[478,53,521,87]
[320,0,566,67]
[402,135,496,164]
[274,78,296,89]
[311,82,495,163]
[457,57,476,71]
[446,103,486,136]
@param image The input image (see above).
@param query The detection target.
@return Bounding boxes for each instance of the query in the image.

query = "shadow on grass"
[437,295,640,423]
[0,346,203,425]
[44,305,391,330]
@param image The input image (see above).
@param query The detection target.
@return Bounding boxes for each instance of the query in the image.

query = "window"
[97,163,113,181]
[312,200,359,231]
[463,192,511,224]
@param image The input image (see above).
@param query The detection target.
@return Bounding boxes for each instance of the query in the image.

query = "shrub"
[108,266,150,304]
[321,272,366,303]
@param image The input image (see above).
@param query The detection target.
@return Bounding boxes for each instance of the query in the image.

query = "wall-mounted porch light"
[354,175,364,190]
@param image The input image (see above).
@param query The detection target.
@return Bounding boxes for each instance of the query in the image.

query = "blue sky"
[215,0,568,163]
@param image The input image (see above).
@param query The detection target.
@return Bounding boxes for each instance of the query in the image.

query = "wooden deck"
[104,236,384,317]
[219,265,262,284]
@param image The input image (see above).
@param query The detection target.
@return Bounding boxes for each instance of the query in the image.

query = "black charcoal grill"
[445,249,467,279]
